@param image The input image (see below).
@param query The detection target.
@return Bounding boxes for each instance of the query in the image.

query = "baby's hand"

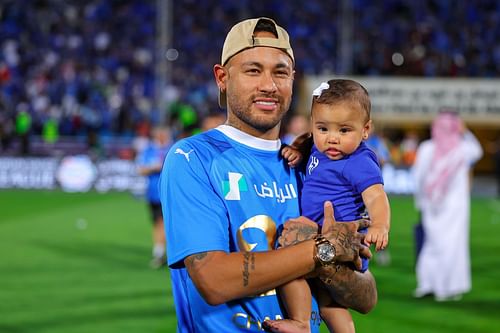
[281,145,303,168]
[364,225,389,251]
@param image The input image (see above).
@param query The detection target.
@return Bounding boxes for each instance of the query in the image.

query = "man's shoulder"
[168,129,232,164]
[177,129,229,149]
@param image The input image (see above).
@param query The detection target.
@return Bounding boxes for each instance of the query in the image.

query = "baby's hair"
[313,79,371,122]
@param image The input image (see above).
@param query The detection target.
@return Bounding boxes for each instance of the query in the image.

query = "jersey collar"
[216,125,281,151]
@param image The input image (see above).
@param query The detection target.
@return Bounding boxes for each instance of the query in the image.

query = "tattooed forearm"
[185,251,208,270]
[319,264,377,314]
[318,263,342,286]
[242,252,255,287]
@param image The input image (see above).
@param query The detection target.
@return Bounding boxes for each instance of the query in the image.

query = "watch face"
[318,242,335,263]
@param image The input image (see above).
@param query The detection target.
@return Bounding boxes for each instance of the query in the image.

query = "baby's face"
[311,101,371,160]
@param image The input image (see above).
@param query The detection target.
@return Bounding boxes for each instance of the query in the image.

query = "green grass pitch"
[0,190,499,333]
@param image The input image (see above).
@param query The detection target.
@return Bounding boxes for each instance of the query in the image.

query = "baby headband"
[312,82,329,97]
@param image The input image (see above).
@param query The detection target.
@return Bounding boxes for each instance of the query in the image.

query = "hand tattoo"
[324,221,367,263]
[279,221,318,248]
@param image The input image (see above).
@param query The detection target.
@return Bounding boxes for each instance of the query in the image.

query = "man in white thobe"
[412,111,483,302]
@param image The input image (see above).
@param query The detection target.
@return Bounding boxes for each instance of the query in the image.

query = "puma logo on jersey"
[175,148,194,161]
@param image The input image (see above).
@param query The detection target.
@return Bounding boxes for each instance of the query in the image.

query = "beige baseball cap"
[218,17,295,108]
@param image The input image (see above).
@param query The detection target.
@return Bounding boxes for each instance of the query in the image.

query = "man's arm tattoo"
[319,264,377,313]
[185,251,208,270]
[242,252,255,287]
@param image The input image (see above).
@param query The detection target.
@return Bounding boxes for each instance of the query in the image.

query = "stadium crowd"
[0,0,499,157]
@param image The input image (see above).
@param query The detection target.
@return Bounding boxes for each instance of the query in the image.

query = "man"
[159,17,377,332]
[412,111,482,301]
[136,126,172,268]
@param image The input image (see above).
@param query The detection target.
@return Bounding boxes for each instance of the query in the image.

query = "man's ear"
[213,64,228,92]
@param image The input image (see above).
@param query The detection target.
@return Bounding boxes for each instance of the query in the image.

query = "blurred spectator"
[486,136,500,198]
[132,120,152,158]
[0,0,499,148]
[136,125,172,269]
[366,125,391,166]
[281,113,310,145]
[0,103,14,152]
[168,101,198,139]
[401,130,419,167]
[15,108,31,155]
[201,111,226,132]
[365,124,392,266]
[42,118,59,145]
[87,130,104,161]
[412,111,483,301]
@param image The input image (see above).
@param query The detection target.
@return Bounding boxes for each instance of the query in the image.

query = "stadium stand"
[0,0,499,158]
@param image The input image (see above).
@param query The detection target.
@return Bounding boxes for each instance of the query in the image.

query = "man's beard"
[228,94,290,133]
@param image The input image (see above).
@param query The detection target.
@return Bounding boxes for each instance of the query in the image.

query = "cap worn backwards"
[218,17,295,108]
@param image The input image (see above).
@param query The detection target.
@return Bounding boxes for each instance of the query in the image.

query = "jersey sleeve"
[159,140,229,268]
[344,149,384,194]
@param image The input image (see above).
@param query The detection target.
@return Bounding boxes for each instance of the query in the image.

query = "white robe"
[412,132,483,298]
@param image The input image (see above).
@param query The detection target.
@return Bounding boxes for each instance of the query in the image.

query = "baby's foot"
[262,319,310,333]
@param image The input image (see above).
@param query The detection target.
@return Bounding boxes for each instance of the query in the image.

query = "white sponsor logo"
[253,181,297,203]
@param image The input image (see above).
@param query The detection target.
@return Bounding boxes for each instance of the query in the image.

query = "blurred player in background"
[412,111,482,301]
[136,126,172,268]
[365,124,392,267]
[201,111,226,132]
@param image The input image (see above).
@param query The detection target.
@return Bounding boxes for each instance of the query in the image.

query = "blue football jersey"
[159,125,321,333]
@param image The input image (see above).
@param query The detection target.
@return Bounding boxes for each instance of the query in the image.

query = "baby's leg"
[315,280,355,333]
[320,306,355,333]
[263,278,311,333]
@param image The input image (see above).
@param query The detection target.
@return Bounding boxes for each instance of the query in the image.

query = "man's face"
[216,32,295,138]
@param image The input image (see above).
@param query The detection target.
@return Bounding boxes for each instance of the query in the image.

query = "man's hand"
[278,201,378,314]
[279,201,372,270]
[278,216,318,248]
[320,201,371,270]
